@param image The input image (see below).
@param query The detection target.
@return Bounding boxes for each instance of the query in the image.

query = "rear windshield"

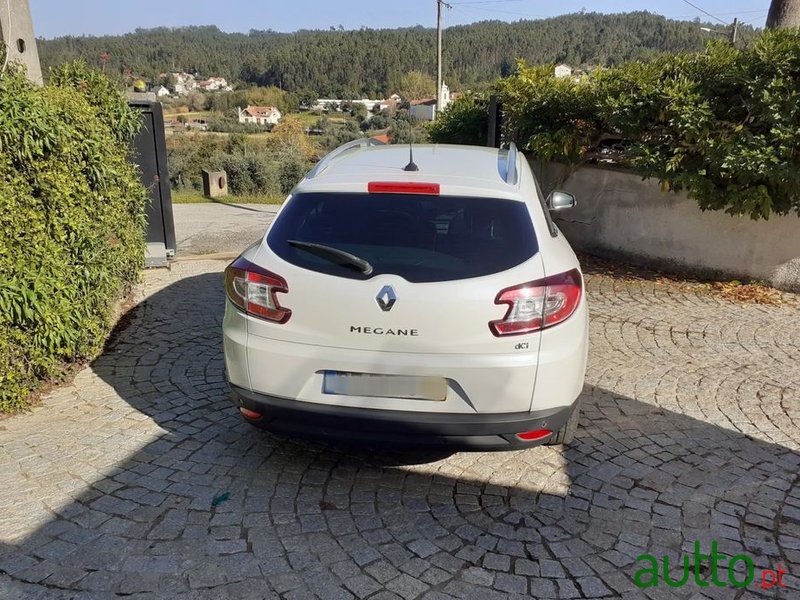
[267,192,538,283]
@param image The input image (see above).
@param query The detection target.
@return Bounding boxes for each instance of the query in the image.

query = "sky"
[30,0,772,39]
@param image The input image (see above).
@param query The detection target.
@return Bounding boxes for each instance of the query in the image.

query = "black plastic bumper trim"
[230,384,577,449]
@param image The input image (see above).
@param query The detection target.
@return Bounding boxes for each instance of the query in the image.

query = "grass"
[171,191,285,205]
[292,111,322,126]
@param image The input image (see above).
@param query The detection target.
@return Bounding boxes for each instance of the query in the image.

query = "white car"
[223,141,588,449]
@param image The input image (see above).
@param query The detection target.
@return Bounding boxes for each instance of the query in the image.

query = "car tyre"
[546,400,581,446]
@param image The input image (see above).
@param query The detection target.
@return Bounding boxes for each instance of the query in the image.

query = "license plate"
[322,371,448,401]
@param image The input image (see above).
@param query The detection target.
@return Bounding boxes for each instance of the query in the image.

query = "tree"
[396,71,436,102]
[243,86,293,113]
[350,103,368,120]
[388,120,414,144]
[766,0,800,28]
[269,115,317,161]
[186,91,207,111]
[428,95,489,146]
[40,15,756,96]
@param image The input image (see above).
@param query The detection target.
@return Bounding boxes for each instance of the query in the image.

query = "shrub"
[216,153,281,196]
[0,62,147,412]
[276,155,309,194]
[166,132,309,197]
[427,94,491,146]
[167,133,225,191]
[433,29,800,219]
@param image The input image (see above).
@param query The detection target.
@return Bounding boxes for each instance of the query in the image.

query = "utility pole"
[436,0,451,119]
[0,0,43,84]
[699,18,740,46]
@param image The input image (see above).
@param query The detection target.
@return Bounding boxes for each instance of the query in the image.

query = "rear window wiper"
[287,240,373,275]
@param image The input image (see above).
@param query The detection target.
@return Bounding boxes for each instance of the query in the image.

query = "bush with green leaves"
[166,133,309,197]
[0,62,147,412]
[217,153,281,196]
[427,94,491,147]
[433,29,800,219]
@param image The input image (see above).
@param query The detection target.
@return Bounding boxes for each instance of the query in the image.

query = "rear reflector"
[516,429,552,441]
[368,182,440,195]
[239,407,263,420]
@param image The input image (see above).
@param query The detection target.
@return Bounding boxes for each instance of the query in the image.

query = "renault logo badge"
[376,285,397,312]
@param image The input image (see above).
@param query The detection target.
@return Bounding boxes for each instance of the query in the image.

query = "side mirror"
[546,190,576,211]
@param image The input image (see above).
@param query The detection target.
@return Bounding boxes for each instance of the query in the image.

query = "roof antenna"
[403,143,419,172]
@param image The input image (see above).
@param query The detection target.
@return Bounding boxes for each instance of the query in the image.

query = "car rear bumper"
[230,383,578,449]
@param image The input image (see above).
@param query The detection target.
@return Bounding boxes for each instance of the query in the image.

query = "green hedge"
[432,29,800,220]
[0,62,147,412]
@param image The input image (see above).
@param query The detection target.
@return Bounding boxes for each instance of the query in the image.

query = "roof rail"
[306,137,386,179]
[504,142,519,185]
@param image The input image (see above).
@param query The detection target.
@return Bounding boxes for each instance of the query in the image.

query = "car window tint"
[267,192,538,282]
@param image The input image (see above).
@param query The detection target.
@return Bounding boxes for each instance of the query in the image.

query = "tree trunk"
[766,0,800,28]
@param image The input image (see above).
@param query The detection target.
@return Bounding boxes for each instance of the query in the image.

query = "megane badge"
[376,285,397,312]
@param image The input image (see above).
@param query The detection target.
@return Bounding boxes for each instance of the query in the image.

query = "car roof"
[295,143,526,200]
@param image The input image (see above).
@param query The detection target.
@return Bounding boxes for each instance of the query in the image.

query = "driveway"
[173,202,279,257]
[1,258,798,599]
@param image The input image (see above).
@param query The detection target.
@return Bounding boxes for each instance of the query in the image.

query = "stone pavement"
[1,259,799,599]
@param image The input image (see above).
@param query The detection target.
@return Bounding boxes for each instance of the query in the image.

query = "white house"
[171,72,197,95]
[154,85,170,98]
[238,105,282,126]
[554,64,573,78]
[198,76,233,92]
[408,82,451,122]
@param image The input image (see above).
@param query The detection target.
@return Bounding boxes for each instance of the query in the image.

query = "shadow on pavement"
[0,270,798,599]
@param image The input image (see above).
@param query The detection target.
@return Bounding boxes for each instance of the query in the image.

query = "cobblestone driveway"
[1,260,799,599]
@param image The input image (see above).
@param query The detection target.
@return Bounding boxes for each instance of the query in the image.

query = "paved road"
[173,203,278,257]
[1,260,799,599]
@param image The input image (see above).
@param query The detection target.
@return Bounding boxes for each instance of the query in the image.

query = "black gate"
[128,100,176,264]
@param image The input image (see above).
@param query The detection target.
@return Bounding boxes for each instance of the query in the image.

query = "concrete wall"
[529,160,800,291]
[0,0,42,85]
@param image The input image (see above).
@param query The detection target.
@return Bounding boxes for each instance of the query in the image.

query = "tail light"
[225,257,291,323]
[489,268,582,336]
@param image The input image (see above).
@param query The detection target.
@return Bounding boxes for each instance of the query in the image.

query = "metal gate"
[128,100,176,266]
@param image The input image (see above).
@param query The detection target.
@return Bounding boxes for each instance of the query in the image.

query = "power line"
[679,0,729,25]
[452,1,523,5]
[741,12,769,25]
[674,9,774,19]
[450,3,547,19]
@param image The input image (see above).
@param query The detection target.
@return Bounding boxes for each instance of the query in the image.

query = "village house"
[237,105,282,126]
[197,76,233,92]
[152,85,170,98]
[409,82,451,121]
[170,72,197,96]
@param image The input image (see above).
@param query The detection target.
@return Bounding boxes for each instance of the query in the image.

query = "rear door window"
[267,192,538,282]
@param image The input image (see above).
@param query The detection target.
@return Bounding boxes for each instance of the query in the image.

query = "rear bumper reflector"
[239,407,263,420]
[515,429,553,441]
